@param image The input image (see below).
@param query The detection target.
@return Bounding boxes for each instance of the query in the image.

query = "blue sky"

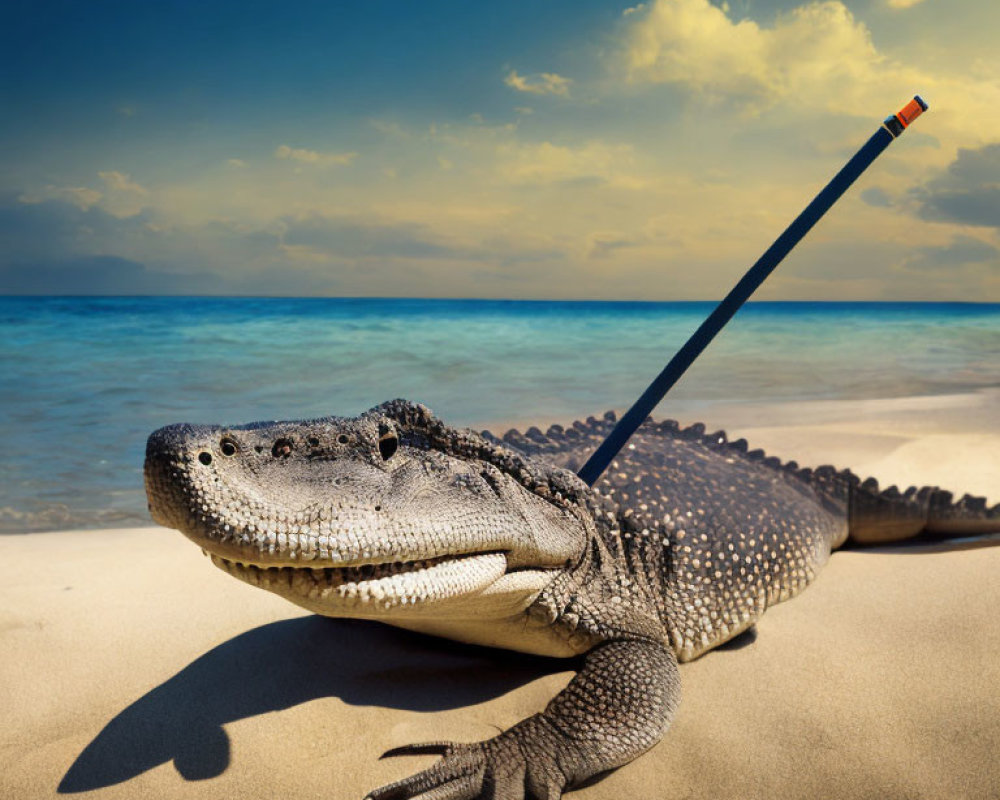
[2,0,998,299]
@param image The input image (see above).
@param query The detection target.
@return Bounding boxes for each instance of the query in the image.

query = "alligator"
[144,398,999,800]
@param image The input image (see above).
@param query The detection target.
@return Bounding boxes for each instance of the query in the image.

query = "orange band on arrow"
[895,97,926,128]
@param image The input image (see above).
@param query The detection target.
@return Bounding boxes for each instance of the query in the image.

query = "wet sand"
[1,393,998,799]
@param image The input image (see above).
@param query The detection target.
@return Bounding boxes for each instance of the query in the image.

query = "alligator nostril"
[308,437,320,447]
[220,437,238,457]
[378,432,398,461]
[272,438,293,458]
[337,434,350,445]
[198,452,213,466]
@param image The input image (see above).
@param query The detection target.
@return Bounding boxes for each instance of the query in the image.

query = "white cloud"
[18,171,149,217]
[623,0,897,113]
[616,0,1000,167]
[99,170,148,196]
[18,185,102,210]
[370,119,408,138]
[496,140,640,186]
[274,144,358,167]
[886,0,926,8]
[97,171,149,217]
[226,158,248,168]
[504,69,572,97]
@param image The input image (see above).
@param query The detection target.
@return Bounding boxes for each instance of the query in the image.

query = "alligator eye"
[272,438,293,458]
[378,431,398,461]
[220,437,238,457]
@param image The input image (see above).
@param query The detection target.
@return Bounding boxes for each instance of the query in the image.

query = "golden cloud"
[274,145,358,167]
[504,69,572,96]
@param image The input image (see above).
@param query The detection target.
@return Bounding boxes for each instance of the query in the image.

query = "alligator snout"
[144,414,403,538]
[144,422,220,529]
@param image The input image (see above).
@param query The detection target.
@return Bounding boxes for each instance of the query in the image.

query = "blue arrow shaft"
[577,123,896,486]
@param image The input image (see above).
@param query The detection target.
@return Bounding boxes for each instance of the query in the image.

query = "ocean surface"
[2,297,998,532]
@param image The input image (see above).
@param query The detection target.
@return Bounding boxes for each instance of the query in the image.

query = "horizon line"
[2,294,1000,306]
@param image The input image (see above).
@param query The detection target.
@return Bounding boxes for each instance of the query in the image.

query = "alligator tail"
[846,476,1000,544]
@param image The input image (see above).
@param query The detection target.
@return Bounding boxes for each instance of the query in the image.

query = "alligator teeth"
[211,553,457,589]
[208,552,509,612]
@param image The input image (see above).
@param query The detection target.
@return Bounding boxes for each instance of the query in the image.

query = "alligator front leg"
[367,638,680,800]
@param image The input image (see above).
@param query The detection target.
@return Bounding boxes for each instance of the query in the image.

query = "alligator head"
[144,399,595,654]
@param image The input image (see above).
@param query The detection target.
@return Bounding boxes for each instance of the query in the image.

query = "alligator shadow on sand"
[58,616,574,793]
[843,530,1000,555]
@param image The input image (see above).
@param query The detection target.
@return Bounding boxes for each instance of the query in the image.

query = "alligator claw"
[380,741,461,758]
[366,745,483,800]
[369,719,570,800]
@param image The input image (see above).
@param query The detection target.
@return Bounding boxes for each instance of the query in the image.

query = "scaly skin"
[144,399,1000,799]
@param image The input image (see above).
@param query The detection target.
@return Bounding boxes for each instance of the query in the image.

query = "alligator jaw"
[208,549,510,614]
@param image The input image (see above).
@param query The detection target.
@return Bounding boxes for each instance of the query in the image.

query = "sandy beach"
[1,392,998,800]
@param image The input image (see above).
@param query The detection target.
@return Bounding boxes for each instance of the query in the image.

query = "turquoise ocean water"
[1,297,998,532]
